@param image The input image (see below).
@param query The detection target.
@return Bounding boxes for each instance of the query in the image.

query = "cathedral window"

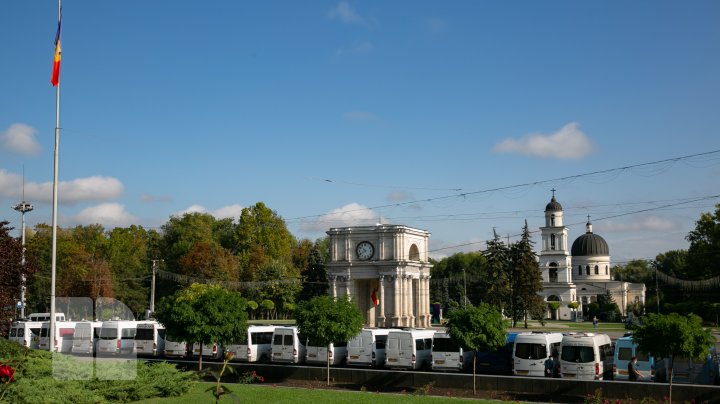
[578,265,582,275]
[551,215,555,226]
[594,265,599,275]
[549,263,558,283]
[586,265,590,275]
[550,234,556,250]
[605,265,608,275]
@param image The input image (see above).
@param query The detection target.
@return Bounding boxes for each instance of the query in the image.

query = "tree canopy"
[0,221,39,328]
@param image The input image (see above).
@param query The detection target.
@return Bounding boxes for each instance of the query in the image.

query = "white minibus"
[135,321,166,357]
[39,321,78,352]
[306,339,348,366]
[512,332,563,377]
[271,326,306,364]
[192,342,224,360]
[226,325,276,363]
[559,332,613,380]
[385,329,436,370]
[71,321,102,355]
[431,331,473,372]
[9,321,43,349]
[347,328,396,367]
[97,320,138,355]
[163,335,188,358]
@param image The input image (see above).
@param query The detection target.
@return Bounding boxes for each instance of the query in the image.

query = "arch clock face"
[356,241,374,260]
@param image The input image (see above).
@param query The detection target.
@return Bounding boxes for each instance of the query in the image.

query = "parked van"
[347,328,395,367]
[613,335,655,381]
[559,332,613,380]
[135,321,166,357]
[71,321,102,355]
[476,332,517,375]
[431,331,473,372]
[28,312,65,322]
[192,342,224,360]
[271,326,306,364]
[163,335,188,358]
[385,329,436,370]
[513,332,563,377]
[97,320,138,355]
[306,339,348,366]
[654,346,720,385]
[226,325,276,363]
[39,321,78,352]
[8,321,43,349]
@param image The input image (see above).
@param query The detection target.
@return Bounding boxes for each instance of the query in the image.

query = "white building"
[326,225,433,328]
[538,193,646,320]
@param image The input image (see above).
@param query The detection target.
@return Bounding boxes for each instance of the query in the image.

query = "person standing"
[592,316,598,328]
[544,355,555,377]
[628,356,642,381]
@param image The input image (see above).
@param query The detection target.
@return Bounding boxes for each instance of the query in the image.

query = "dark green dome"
[545,196,563,212]
[571,231,609,256]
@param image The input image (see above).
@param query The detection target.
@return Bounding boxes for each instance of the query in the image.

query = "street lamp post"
[149,259,163,317]
[462,268,467,308]
[12,201,33,319]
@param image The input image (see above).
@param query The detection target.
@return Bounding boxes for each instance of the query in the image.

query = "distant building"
[326,225,432,328]
[538,193,646,320]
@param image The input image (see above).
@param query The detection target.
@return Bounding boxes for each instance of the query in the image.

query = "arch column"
[330,276,337,299]
[378,275,386,327]
[393,275,401,326]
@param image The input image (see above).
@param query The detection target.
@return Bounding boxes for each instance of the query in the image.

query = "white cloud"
[493,122,595,159]
[1,124,41,155]
[336,40,374,55]
[299,202,381,232]
[597,216,677,233]
[343,110,378,122]
[328,1,363,24]
[0,170,123,204]
[386,190,414,202]
[174,204,244,220]
[212,204,244,220]
[66,203,138,228]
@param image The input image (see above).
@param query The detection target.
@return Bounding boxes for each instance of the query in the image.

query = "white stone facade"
[326,225,433,328]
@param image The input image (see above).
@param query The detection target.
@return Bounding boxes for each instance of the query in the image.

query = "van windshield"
[561,345,595,363]
[136,328,154,340]
[515,343,546,360]
[99,328,118,339]
[433,338,460,352]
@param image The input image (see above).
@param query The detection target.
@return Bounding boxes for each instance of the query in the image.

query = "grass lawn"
[133,382,505,403]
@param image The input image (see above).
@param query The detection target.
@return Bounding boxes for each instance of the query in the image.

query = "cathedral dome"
[545,196,563,212]
[571,221,609,256]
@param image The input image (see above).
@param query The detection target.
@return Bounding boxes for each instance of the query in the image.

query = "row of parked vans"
[511,331,720,384]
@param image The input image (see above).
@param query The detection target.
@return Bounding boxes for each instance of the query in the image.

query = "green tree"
[160,212,219,275]
[107,225,152,316]
[154,283,248,370]
[508,221,543,327]
[482,230,510,311]
[0,221,39,327]
[634,313,714,402]
[295,295,364,386]
[685,204,720,279]
[445,303,506,395]
[298,243,329,302]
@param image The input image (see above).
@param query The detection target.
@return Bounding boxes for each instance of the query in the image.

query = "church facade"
[538,194,646,320]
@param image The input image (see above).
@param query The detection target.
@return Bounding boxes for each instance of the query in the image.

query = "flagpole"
[49,0,62,353]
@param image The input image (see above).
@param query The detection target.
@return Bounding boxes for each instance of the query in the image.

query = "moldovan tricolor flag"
[371,284,379,306]
[50,11,62,86]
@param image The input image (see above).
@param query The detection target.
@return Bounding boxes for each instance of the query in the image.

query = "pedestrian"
[552,353,561,378]
[592,316,598,328]
[544,355,555,377]
[628,356,642,381]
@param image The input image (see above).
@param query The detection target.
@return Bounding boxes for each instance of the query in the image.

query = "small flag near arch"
[371,284,379,306]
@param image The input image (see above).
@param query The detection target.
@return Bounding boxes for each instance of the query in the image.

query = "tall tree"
[107,225,152,316]
[685,203,720,279]
[0,221,39,328]
[482,229,511,311]
[295,295,364,386]
[155,283,247,370]
[509,221,543,328]
[634,313,714,402]
[160,212,218,273]
[298,243,329,302]
[445,304,506,395]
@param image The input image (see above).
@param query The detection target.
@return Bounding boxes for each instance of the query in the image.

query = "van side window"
[10,328,17,337]
[375,335,387,349]
[273,334,283,345]
[415,339,424,350]
[121,328,136,340]
[618,347,632,361]
[283,335,293,345]
[424,338,433,350]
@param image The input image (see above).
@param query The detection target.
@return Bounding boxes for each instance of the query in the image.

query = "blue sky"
[2,1,719,263]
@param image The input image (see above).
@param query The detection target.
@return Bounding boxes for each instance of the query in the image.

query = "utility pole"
[462,268,467,308]
[149,259,163,316]
[12,200,33,319]
[652,261,660,314]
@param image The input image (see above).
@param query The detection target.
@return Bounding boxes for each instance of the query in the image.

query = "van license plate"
[274,353,281,356]
[350,355,359,359]
[388,358,397,362]
[435,360,445,365]
[309,354,316,358]
[515,370,528,375]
